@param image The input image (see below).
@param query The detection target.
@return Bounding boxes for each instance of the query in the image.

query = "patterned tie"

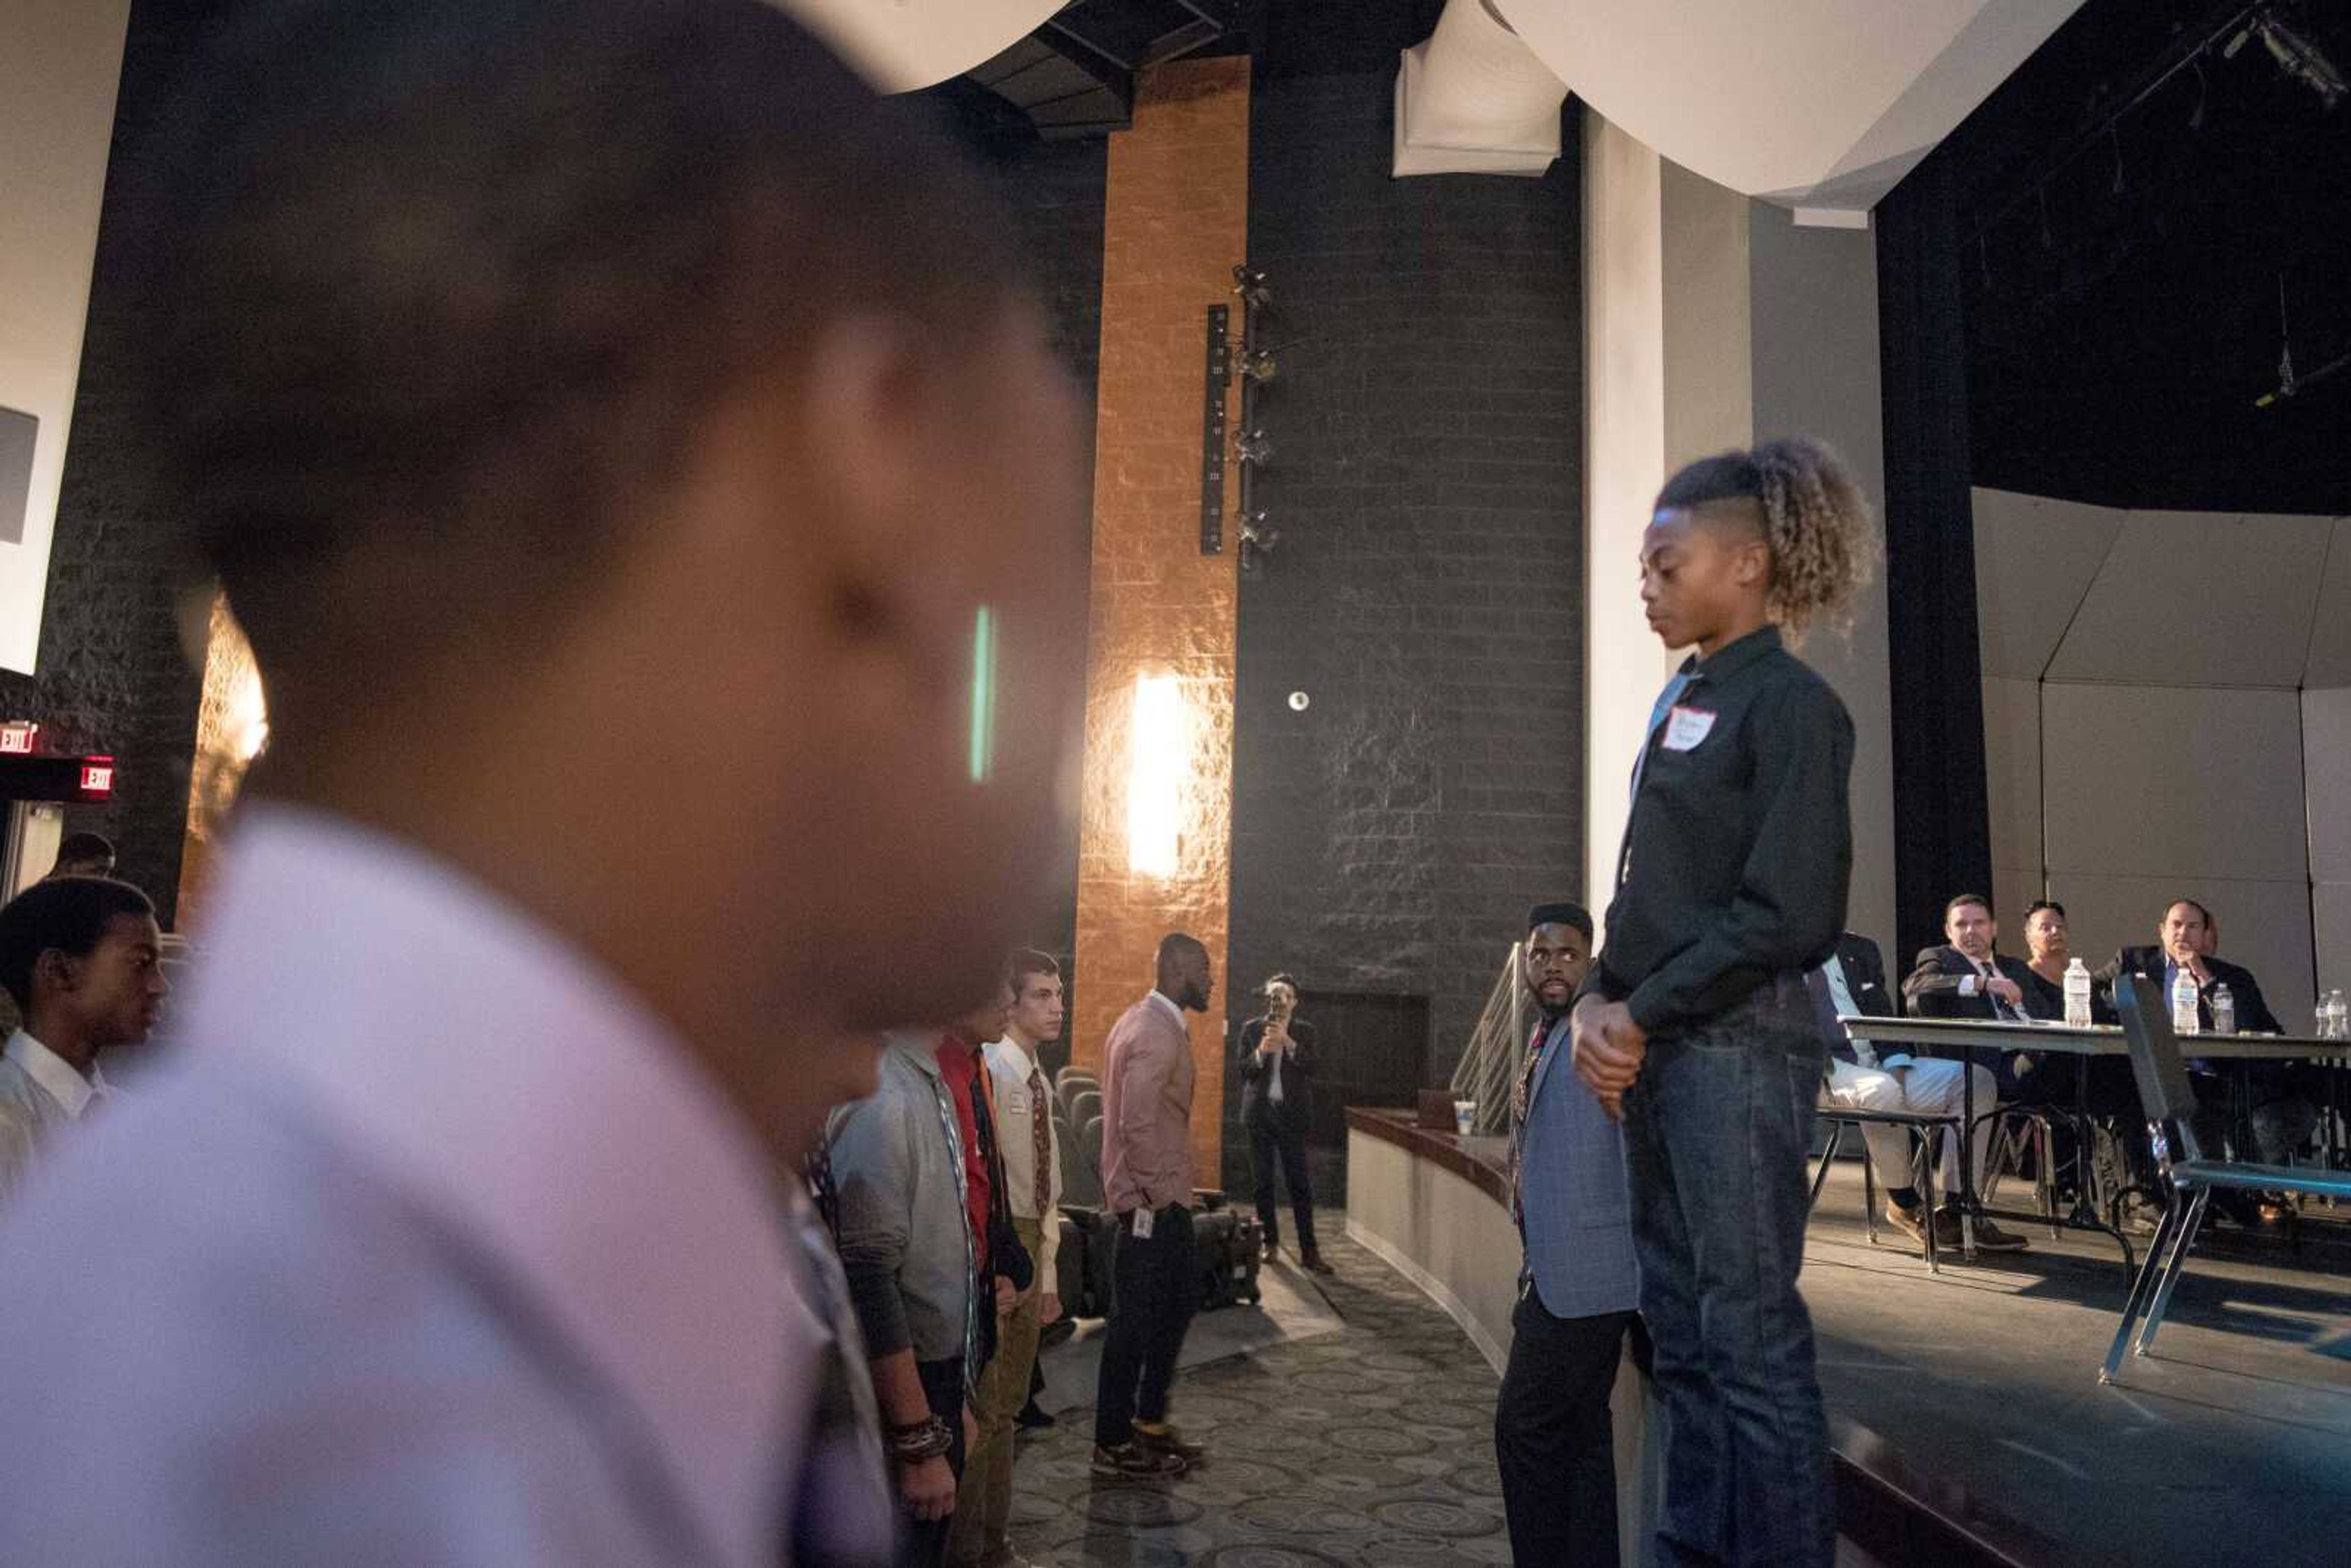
[1506,1017,1551,1226]
[1028,1064,1052,1219]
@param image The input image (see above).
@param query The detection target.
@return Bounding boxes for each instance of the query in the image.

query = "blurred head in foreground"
[121,0,1089,1130]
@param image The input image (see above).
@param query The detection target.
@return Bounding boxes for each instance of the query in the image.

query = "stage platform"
[1348,1106,2351,1566]
[1805,1159,2351,1568]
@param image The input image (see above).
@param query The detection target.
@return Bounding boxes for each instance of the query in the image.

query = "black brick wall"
[0,2,223,925]
[1226,75,1585,1183]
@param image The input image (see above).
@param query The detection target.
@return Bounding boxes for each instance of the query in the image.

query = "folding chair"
[1810,1106,1963,1273]
[2101,973,2351,1383]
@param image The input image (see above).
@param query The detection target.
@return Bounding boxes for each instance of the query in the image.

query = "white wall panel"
[2042,683,2308,883]
[2306,686,2351,883]
[0,0,132,673]
[2045,511,2332,688]
[2308,519,2351,686]
[1971,489,2123,680]
[2053,872,2315,1019]
[2313,882,2351,1000]
[1982,675,2042,877]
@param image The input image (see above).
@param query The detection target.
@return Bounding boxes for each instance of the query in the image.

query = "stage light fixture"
[1231,264,1272,310]
[1236,429,1273,464]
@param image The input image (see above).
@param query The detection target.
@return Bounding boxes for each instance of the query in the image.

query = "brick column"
[1071,57,1248,1189]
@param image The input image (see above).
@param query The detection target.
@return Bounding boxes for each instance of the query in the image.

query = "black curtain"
[1875,154,1993,968]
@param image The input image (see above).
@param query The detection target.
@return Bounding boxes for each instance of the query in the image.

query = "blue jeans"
[1625,975,1832,1567]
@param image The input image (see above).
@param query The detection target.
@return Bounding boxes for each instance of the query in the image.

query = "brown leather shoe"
[1884,1202,1929,1248]
[1969,1215,2030,1251]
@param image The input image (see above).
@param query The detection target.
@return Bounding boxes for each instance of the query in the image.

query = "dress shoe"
[1301,1252,1336,1276]
[1130,1419,1205,1466]
[1092,1441,1185,1479]
[1884,1202,1929,1248]
[1013,1401,1056,1431]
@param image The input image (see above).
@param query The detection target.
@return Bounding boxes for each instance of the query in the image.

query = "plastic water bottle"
[2064,958,2092,1027]
[2171,967,2201,1035]
[2211,983,2236,1036]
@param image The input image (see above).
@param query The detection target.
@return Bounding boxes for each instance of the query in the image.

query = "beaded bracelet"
[887,1414,953,1463]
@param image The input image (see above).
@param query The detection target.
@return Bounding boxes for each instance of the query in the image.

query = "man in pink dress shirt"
[1091,932,1213,1478]
[0,3,1086,1564]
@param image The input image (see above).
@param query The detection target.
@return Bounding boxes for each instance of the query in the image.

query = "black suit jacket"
[2094,947,2282,1035]
[1239,1014,1316,1131]
[1902,946,2046,1020]
[1809,932,1895,1065]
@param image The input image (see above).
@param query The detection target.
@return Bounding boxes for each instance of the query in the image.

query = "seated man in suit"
[1903,893,2061,1105]
[2096,899,2312,1197]
[1813,929,2025,1252]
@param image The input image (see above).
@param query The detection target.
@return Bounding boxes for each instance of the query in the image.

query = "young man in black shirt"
[1573,439,1873,1568]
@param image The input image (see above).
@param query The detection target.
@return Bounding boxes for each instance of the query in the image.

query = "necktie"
[1507,1018,1550,1226]
[1028,1065,1052,1220]
[1980,960,2024,1022]
[1269,1034,1284,1105]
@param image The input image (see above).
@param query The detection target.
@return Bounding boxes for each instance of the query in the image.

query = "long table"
[1835,1015,2342,1264]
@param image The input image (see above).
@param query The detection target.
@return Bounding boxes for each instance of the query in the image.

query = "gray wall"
[1974,487,2350,1009]
[1229,70,1586,1192]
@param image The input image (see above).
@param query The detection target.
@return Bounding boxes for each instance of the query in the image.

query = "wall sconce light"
[1127,671,1185,879]
[1239,510,1278,574]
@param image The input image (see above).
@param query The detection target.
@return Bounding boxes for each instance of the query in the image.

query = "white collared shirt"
[981,1035,1062,1283]
[1145,989,1185,1029]
[0,806,813,1566]
[3,1030,111,1120]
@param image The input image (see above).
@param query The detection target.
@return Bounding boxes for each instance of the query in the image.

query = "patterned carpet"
[1005,1217,1513,1566]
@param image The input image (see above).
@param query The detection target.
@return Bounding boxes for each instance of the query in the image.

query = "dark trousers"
[1625,979,1832,1568]
[1092,1202,1198,1447]
[1496,1293,1633,1567]
[894,1356,968,1568]
[1247,1112,1318,1255]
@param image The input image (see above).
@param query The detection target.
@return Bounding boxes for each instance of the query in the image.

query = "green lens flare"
[969,606,997,784]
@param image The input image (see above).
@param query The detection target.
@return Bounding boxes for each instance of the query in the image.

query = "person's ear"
[32,947,77,998]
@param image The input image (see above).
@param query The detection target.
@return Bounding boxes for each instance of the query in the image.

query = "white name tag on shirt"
[1003,1089,1030,1115]
[1132,1206,1155,1240]
[1662,706,1717,751]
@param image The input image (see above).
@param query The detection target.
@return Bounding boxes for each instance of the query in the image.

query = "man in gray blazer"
[1496,902,1641,1567]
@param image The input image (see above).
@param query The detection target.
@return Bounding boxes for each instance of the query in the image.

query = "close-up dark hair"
[1944,893,1994,922]
[1526,901,1594,942]
[54,831,116,866]
[0,877,157,1011]
[114,0,1022,688]
[1655,437,1878,642]
[2025,899,2066,921]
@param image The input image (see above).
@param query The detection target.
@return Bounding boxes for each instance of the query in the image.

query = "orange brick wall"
[1071,56,1249,1190]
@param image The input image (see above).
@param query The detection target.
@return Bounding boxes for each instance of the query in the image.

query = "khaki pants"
[948,1216,1043,1568]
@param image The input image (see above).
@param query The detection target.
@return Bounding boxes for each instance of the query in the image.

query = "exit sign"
[0,722,35,755]
[79,761,114,798]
